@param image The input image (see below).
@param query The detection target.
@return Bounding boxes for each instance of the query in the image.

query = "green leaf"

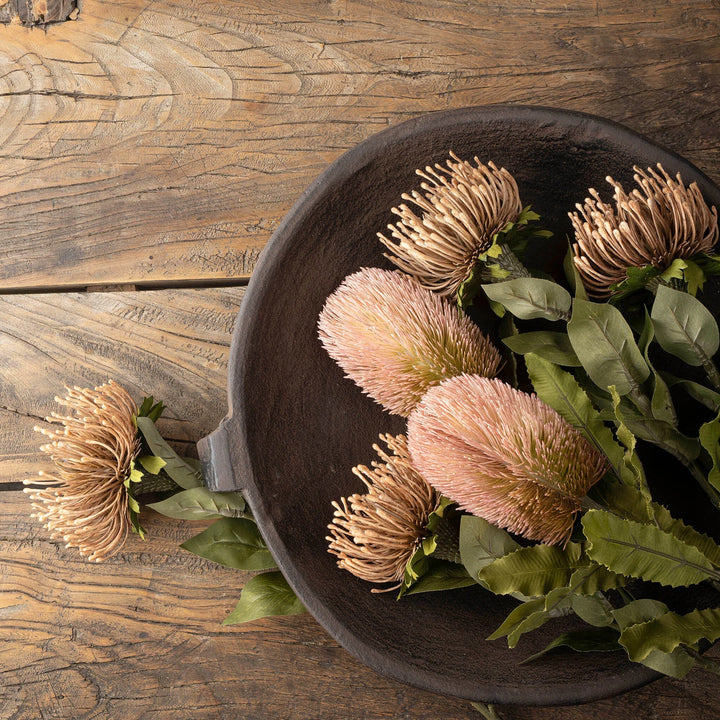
[621,413,700,464]
[700,412,720,493]
[570,593,615,627]
[582,510,718,587]
[620,606,720,663]
[612,598,669,630]
[136,395,166,422]
[502,331,581,366]
[652,501,720,566]
[520,627,622,664]
[404,559,475,595]
[223,571,306,625]
[482,278,571,322]
[607,386,652,513]
[651,284,719,367]
[638,311,677,425]
[477,542,587,598]
[666,376,720,412]
[524,354,630,485]
[660,258,689,283]
[568,562,627,595]
[487,588,574,647]
[682,258,706,295]
[135,416,203,489]
[148,487,246,520]
[563,245,588,301]
[609,264,660,302]
[138,454,167,475]
[567,299,650,396]
[459,515,520,583]
[181,517,276,571]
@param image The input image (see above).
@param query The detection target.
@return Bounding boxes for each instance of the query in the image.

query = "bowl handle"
[197,417,242,493]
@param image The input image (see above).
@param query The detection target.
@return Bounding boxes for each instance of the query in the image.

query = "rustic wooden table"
[1,1,719,718]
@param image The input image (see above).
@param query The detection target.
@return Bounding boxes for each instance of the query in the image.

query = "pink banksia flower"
[377,152,524,298]
[571,164,719,298]
[407,375,606,546]
[327,433,439,586]
[318,267,502,417]
[26,381,141,562]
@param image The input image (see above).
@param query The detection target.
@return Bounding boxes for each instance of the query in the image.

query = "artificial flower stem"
[701,356,720,392]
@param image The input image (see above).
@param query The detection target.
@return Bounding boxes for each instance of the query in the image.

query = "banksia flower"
[407,375,606,546]
[327,434,439,585]
[26,381,141,562]
[571,164,719,297]
[318,267,502,416]
[378,152,524,298]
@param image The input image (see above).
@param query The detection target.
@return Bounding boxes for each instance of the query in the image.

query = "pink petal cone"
[318,268,501,417]
[407,375,607,546]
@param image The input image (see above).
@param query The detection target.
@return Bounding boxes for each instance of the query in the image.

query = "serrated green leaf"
[459,515,520,582]
[651,285,719,367]
[502,331,581,366]
[699,412,720,493]
[619,606,720,663]
[567,299,649,396]
[520,627,622,664]
[477,542,587,597]
[524,354,630,485]
[482,278,571,322]
[137,395,166,422]
[181,517,276,571]
[660,258,688,283]
[612,598,669,630]
[609,264,660,302]
[135,416,203,489]
[582,510,719,587]
[138,454,167,475]
[223,571,306,625]
[148,487,246,520]
[563,245,588,301]
[404,559,475,595]
[682,258,706,295]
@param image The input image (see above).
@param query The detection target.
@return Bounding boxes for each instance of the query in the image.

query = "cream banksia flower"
[327,433,439,585]
[571,164,719,298]
[318,267,502,417]
[407,375,607,546]
[26,381,142,562]
[378,152,524,298]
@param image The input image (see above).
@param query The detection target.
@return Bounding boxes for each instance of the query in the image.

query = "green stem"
[471,703,506,720]
[701,356,720,393]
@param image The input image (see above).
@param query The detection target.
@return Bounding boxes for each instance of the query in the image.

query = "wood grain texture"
[1,489,719,720]
[0,287,244,484]
[0,0,718,289]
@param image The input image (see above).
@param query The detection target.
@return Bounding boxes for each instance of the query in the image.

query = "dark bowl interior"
[210,106,720,706]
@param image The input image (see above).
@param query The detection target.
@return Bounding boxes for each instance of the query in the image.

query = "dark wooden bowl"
[199,106,720,706]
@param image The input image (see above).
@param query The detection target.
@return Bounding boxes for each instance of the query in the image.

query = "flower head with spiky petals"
[407,375,607,546]
[327,433,439,586]
[378,152,524,298]
[26,381,141,562]
[318,267,502,417]
[571,164,719,298]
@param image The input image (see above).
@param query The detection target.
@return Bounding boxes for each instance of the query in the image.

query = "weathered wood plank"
[0,0,718,289]
[0,287,244,484]
[2,490,718,720]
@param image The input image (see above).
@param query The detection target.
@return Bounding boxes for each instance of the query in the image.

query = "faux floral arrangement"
[25,151,720,715]
[317,153,720,682]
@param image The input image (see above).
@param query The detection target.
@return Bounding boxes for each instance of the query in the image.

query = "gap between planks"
[0,277,251,295]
